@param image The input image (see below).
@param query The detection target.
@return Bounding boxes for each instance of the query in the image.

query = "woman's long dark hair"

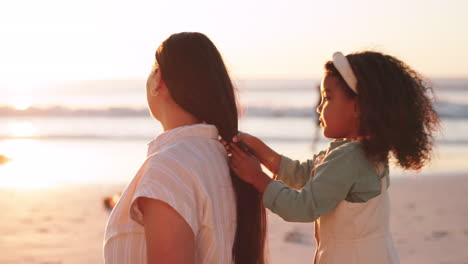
[325,51,439,170]
[155,32,267,264]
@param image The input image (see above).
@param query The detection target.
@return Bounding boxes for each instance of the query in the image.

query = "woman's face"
[146,64,162,119]
[316,74,359,139]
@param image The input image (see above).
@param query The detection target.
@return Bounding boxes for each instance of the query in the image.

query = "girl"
[104,32,267,264]
[227,51,439,263]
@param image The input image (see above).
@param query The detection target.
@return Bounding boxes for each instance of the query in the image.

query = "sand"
[1,175,467,264]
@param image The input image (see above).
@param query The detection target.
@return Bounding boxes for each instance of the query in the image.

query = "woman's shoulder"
[146,137,225,178]
[149,137,203,161]
[160,135,220,155]
[143,143,193,182]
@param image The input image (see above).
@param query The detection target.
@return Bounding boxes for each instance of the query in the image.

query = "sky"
[0,0,467,189]
[0,0,467,89]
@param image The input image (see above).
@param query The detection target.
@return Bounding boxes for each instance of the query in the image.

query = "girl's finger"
[224,145,231,152]
[231,166,240,175]
[228,157,235,168]
[232,131,243,143]
[229,143,247,158]
[230,159,240,172]
[230,152,242,165]
[229,143,241,155]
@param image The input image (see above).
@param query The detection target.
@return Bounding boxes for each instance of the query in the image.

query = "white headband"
[332,52,358,94]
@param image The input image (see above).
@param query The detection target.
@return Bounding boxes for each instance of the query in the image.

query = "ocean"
[1,79,467,189]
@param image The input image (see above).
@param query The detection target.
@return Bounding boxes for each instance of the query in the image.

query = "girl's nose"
[316,103,322,114]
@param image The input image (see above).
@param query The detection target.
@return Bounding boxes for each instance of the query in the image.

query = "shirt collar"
[147,124,219,156]
[328,138,353,152]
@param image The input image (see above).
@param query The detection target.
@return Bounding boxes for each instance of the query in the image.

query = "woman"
[103,32,267,264]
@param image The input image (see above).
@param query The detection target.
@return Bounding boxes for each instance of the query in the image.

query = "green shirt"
[262,139,389,222]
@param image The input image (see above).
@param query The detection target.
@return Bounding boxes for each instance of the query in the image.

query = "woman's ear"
[156,70,170,92]
[150,70,165,97]
[147,68,159,96]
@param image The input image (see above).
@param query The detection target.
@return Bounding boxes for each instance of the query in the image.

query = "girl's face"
[316,74,359,139]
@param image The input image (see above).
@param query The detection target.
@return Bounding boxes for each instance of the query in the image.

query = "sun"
[10,98,33,110]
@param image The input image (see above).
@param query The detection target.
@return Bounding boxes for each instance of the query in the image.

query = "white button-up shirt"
[104,124,236,263]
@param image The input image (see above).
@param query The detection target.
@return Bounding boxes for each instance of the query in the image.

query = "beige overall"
[313,175,400,263]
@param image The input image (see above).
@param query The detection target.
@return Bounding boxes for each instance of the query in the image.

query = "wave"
[433,78,468,90]
[434,101,468,119]
[1,133,468,147]
[0,106,149,117]
[0,134,315,142]
[1,101,467,119]
[0,134,152,141]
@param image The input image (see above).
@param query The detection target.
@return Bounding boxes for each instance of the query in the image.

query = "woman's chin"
[148,110,159,121]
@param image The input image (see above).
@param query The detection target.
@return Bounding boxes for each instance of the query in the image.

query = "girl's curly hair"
[325,51,439,170]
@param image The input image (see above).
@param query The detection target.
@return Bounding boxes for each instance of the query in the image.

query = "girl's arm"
[276,156,319,190]
[138,197,195,264]
[230,143,364,222]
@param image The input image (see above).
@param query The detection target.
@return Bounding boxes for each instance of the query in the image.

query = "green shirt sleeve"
[263,142,382,222]
[275,151,326,190]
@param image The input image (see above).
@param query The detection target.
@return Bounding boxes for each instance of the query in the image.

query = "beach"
[1,0,467,260]
[1,174,467,264]
[1,79,467,263]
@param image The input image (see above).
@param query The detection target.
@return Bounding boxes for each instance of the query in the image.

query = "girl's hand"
[220,132,260,154]
[229,142,272,193]
[232,132,261,149]
[221,131,281,175]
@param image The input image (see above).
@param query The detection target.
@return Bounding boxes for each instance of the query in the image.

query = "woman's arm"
[138,197,195,264]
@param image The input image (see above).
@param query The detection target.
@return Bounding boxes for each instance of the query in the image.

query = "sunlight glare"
[0,139,106,189]
[10,98,33,110]
[0,139,54,189]
[7,122,38,138]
